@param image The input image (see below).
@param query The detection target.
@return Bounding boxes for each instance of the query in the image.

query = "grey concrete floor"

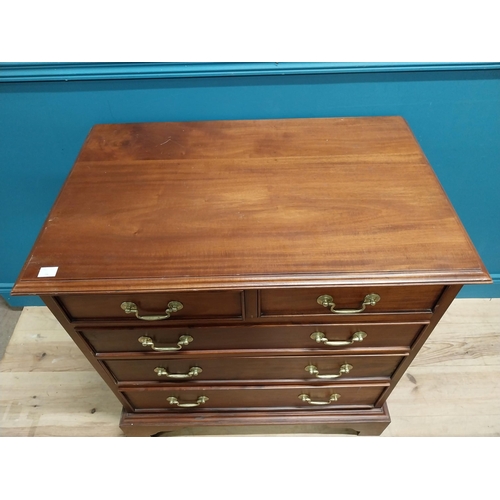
[0,297,22,360]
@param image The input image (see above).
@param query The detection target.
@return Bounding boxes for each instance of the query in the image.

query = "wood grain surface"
[6,117,494,437]
[12,117,490,295]
[103,353,405,383]
[79,322,424,353]
[1,299,498,436]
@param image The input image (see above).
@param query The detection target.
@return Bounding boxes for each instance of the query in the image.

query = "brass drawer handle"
[298,393,340,405]
[121,300,183,321]
[305,363,352,379]
[317,293,380,314]
[138,335,193,351]
[167,396,209,408]
[310,330,367,346]
[154,366,202,379]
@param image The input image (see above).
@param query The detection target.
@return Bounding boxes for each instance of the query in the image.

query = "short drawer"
[104,354,405,383]
[57,291,243,322]
[259,285,444,317]
[80,322,424,353]
[122,383,388,411]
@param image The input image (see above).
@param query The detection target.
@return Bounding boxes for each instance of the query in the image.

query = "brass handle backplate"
[167,396,209,408]
[121,300,183,321]
[154,366,202,379]
[310,330,367,346]
[138,335,193,351]
[305,363,352,379]
[298,393,341,405]
[317,293,380,314]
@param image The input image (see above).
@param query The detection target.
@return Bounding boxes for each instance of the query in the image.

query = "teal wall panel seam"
[2,62,500,82]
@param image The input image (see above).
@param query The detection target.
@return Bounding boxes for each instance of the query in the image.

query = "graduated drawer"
[122,383,388,411]
[57,291,243,322]
[80,322,424,353]
[104,354,405,383]
[259,285,444,317]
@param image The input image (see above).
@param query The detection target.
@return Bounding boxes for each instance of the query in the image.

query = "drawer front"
[122,384,388,411]
[259,285,444,317]
[105,354,405,382]
[80,322,424,353]
[58,291,243,322]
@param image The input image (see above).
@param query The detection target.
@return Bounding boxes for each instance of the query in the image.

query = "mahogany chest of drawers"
[12,117,491,436]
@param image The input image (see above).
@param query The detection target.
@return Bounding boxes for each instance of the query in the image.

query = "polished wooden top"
[13,117,491,294]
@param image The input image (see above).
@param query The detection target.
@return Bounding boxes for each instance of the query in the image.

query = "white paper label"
[38,266,58,278]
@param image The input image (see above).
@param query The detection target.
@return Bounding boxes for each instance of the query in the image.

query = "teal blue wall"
[1,63,499,306]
